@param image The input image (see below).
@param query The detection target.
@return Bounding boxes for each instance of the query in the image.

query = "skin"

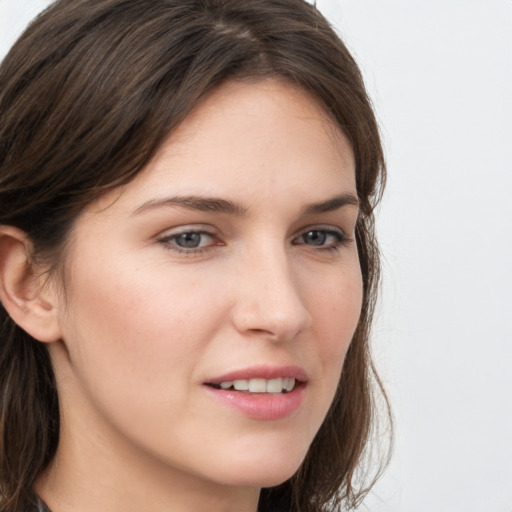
[32,80,363,512]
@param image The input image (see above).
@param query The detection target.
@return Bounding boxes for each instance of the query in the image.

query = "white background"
[1,1,511,511]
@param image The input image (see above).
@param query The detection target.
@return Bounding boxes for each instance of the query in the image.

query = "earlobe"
[0,226,62,343]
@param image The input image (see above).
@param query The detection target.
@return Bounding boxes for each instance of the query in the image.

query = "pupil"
[177,233,201,248]
[305,230,326,245]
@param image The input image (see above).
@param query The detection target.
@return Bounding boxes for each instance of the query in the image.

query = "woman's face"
[49,80,362,490]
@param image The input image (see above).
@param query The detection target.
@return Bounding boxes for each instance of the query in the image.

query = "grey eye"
[174,232,203,248]
[301,230,327,246]
[293,228,347,250]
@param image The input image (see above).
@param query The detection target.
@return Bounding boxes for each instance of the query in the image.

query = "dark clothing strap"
[35,498,52,512]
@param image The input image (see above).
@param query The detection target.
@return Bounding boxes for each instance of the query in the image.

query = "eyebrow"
[132,193,359,216]
[132,195,248,216]
[303,193,359,214]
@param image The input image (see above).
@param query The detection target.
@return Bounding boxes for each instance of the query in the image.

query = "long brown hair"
[0,1,389,510]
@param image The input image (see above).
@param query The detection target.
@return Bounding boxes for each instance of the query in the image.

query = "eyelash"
[157,227,351,255]
[158,230,219,255]
[292,228,350,253]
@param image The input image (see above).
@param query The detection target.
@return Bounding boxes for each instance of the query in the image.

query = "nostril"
[248,328,274,335]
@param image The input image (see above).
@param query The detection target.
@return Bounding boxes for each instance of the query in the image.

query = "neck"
[35,430,260,512]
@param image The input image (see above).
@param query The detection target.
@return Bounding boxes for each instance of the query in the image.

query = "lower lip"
[204,384,306,420]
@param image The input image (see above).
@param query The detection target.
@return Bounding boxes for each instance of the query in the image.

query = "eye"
[293,228,348,251]
[158,229,218,253]
[173,232,209,248]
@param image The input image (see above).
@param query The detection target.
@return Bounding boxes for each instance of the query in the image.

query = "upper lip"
[205,365,308,385]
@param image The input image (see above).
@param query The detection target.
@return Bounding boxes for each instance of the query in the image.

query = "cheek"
[60,261,213,411]
[315,260,362,326]
[309,262,363,388]
[56,261,230,467]
[317,265,363,392]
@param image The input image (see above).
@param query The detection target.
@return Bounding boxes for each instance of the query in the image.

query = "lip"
[203,365,308,421]
[205,365,308,385]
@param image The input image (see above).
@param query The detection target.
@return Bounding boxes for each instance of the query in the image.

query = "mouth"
[204,365,307,394]
[202,366,307,419]
[206,377,298,394]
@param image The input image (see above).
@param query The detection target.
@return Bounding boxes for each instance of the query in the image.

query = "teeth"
[233,379,249,391]
[284,378,295,392]
[249,378,267,392]
[218,377,296,393]
[266,378,283,393]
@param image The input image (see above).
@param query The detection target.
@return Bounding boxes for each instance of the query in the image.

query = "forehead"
[92,79,356,215]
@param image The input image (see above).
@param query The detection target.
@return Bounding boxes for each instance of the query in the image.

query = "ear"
[0,225,62,343]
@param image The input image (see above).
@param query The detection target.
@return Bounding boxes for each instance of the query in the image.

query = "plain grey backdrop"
[1,1,511,510]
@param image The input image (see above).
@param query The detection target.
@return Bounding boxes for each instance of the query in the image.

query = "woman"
[0,1,389,511]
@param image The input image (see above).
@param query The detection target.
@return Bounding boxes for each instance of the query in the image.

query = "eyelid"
[156,225,222,254]
[293,224,348,239]
[292,225,352,249]
[156,223,218,239]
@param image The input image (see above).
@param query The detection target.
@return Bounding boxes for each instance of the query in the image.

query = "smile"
[203,366,307,420]
[212,377,296,394]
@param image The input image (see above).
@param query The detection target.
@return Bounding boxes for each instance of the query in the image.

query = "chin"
[216,467,299,489]
[207,446,309,488]
[249,466,301,489]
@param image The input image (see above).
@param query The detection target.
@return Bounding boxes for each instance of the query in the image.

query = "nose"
[230,245,312,342]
